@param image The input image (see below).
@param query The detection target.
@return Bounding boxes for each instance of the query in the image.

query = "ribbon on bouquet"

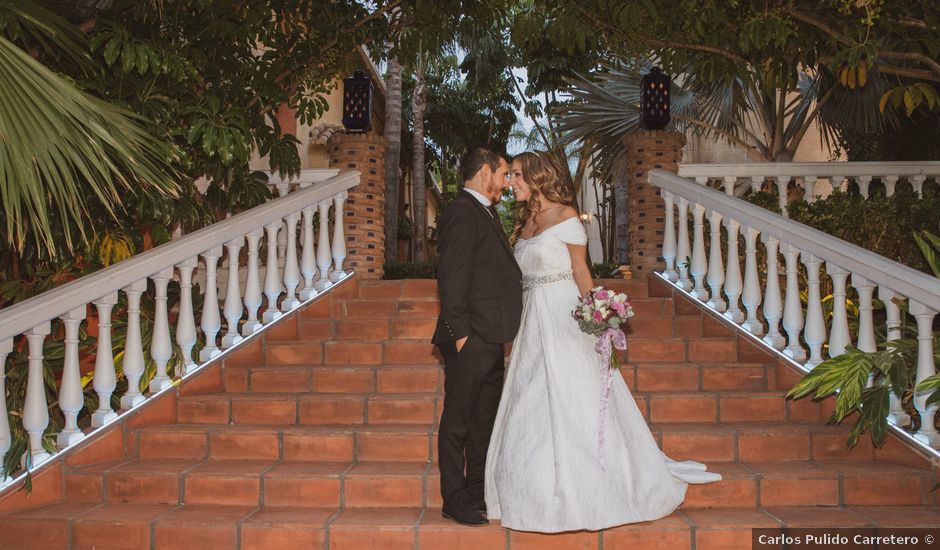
[594,326,627,471]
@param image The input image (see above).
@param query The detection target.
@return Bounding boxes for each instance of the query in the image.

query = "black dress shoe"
[442,505,489,526]
[471,501,487,515]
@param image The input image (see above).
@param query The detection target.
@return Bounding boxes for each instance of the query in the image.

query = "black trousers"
[437,335,505,508]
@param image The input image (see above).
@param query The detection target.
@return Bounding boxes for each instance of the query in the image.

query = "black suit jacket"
[433,190,523,345]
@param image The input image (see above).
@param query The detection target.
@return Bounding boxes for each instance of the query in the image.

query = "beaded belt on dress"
[522,271,574,291]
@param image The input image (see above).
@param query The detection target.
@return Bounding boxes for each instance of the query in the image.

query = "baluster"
[750,176,763,193]
[910,301,938,447]
[282,211,302,311]
[911,175,926,198]
[775,175,790,217]
[706,210,726,311]
[330,191,349,282]
[661,191,678,282]
[120,281,148,410]
[880,288,910,426]
[741,226,764,335]
[222,237,244,348]
[316,199,333,291]
[884,175,898,197]
[723,219,744,323]
[830,174,845,194]
[149,268,174,392]
[275,181,290,262]
[675,198,692,291]
[826,262,850,358]
[242,228,264,336]
[690,203,708,300]
[694,176,708,187]
[0,339,11,477]
[802,254,827,367]
[781,244,806,362]
[300,199,319,299]
[263,221,283,323]
[856,176,872,198]
[198,246,223,362]
[803,176,818,203]
[722,176,736,195]
[762,236,784,349]
[175,257,198,376]
[853,274,876,353]
[56,308,86,448]
[23,322,51,466]
[91,292,119,427]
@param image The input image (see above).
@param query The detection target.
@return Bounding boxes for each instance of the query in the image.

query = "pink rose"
[595,290,609,300]
[592,310,604,322]
[611,301,625,313]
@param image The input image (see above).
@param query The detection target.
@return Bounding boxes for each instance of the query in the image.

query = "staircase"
[0,275,937,549]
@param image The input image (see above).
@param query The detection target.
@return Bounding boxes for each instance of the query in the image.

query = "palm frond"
[0,35,179,256]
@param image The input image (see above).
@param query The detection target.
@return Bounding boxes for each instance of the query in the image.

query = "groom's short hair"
[460,146,505,185]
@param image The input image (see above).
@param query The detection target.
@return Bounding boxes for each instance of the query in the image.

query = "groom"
[433,146,523,526]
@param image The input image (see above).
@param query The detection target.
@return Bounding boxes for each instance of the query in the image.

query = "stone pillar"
[624,130,686,278]
[329,132,387,279]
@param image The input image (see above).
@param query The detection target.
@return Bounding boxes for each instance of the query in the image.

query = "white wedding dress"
[484,217,721,533]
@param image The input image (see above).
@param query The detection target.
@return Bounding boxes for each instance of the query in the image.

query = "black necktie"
[486,204,499,219]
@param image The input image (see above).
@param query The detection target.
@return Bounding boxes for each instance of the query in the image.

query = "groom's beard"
[485,178,503,203]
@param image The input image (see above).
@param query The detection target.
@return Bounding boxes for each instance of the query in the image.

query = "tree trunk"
[382,56,403,261]
[411,53,428,261]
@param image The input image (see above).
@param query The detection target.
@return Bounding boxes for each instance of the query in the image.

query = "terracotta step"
[177,393,439,426]
[635,390,825,424]
[4,502,940,550]
[623,362,772,392]
[131,423,435,462]
[217,364,442,395]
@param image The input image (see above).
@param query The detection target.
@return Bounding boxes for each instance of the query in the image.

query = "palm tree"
[411,49,428,261]
[383,55,403,261]
[0,3,179,259]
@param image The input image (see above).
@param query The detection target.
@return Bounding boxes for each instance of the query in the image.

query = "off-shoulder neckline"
[517,215,580,242]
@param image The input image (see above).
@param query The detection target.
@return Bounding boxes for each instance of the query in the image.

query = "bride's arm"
[566,243,594,296]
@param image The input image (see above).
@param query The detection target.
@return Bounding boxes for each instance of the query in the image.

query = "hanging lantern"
[342,70,373,133]
[640,67,671,130]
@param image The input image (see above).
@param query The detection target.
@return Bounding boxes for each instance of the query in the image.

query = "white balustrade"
[653,167,940,450]
[723,219,744,323]
[175,257,199,376]
[781,245,806,362]
[881,288,911,426]
[706,210,726,311]
[762,236,784,350]
[242,228,264,336]
[91,292,119,427]
[282,212,302,311]
[222,237,244,349]
[741,227,764,335]
[58,307,86,447]
[690,204,708,300]
[316,200,333,291]
[675,198,692,291]
[121,281,148,410]
[330,191,349,282]
[910,302,938,447]
[0,170,359,480]
[23,322,51,466]
[199,247,224,362]
[661,192,678,282]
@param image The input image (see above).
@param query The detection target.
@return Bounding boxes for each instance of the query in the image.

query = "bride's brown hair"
[510,151,576,244]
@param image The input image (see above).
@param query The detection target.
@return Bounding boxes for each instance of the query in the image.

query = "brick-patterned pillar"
[329,133,387,279]
[624,130,686,278]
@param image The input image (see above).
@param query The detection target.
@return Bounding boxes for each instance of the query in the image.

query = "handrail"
[651,169,940,312]
[678,161,940,178]
[0,170,359,343]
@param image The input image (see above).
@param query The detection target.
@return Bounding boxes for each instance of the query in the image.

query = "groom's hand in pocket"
[456,336,468,352]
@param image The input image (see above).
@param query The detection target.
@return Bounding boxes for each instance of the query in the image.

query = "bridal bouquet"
[571,286,635,370]
[571,286,634,468]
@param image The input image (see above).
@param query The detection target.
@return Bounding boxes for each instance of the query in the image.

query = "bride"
[484,151,721,533]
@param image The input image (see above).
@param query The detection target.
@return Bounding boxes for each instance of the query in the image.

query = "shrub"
[383,260,437,279]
